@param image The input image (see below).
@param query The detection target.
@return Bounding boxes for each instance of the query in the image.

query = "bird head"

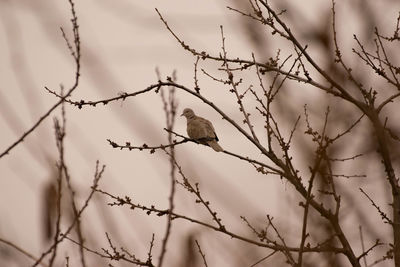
[181,108,195,119]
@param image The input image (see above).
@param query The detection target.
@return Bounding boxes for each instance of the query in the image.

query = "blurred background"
[1,0,400,266]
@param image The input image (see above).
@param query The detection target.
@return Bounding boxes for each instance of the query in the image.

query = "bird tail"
[207,140,223,152]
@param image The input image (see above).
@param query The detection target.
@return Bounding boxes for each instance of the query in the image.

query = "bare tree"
[1,0,400,266]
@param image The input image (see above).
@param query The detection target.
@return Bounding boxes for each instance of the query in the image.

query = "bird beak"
[180,113,184,117]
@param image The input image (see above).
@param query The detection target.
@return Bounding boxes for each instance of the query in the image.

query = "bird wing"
[197,117,219,141]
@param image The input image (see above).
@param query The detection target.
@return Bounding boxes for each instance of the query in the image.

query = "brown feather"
[182,108,223,152]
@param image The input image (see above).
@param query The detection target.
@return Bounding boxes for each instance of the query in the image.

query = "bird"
[181,108,223,152]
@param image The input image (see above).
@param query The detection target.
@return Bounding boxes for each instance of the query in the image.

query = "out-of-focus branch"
[33,161,105,266]
[49,95,86,267]
[158,75,178,267]
[0,238,48,267]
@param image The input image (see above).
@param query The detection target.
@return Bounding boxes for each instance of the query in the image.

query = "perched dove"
[181,108,223,152]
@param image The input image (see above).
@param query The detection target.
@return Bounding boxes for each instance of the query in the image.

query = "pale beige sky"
[1,0,400,266]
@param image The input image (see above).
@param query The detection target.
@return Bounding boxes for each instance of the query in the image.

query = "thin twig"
[96,188,345,254]
[359,226,368,267]
[249,250,277,267]
[359,188,392,224]
[195,240,208,267]
[0,0,81,159]
[62,233,153,266]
